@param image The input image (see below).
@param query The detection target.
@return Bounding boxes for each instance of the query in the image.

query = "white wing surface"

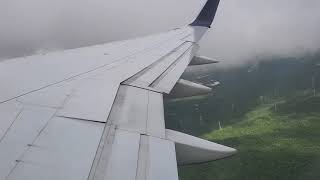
[0,0,236,180]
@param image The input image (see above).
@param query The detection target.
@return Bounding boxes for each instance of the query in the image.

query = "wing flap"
[108,85,149,133]
[123,42,193,87]
[151,45,199,93]
[146,136,179,180]
[102,130,140,180]
[89,129,179,180]
[107,85,165,138]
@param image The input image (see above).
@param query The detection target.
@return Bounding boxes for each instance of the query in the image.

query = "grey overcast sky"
[1,0,320,65]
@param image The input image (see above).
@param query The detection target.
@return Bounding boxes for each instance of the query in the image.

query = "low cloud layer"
[1,0,320,65]
[203,0,320,65]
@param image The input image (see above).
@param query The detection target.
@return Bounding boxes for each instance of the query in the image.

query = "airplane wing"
[0,0,236,179]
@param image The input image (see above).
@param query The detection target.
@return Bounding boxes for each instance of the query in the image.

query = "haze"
[1,0,320,65]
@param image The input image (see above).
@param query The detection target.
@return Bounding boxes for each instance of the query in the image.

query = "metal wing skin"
[0,0,236,180]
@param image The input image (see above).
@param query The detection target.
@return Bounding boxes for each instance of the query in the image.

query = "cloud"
[1,0,320,65]
[201,0,320,65]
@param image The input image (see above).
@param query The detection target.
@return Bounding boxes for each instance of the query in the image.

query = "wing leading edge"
[0,0,235,180]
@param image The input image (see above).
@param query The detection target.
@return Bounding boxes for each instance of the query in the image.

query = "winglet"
[190,0,221,28]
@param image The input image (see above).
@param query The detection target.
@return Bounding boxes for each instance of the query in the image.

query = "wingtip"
[190,0,221,28]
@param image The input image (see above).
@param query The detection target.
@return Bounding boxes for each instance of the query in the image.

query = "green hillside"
[165,53,320,180]
[179,95,320,180]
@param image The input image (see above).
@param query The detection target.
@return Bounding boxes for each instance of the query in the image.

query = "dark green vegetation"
[165,52,320,180]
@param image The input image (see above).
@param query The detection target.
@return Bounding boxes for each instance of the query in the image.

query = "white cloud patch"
[1,0,320,65]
